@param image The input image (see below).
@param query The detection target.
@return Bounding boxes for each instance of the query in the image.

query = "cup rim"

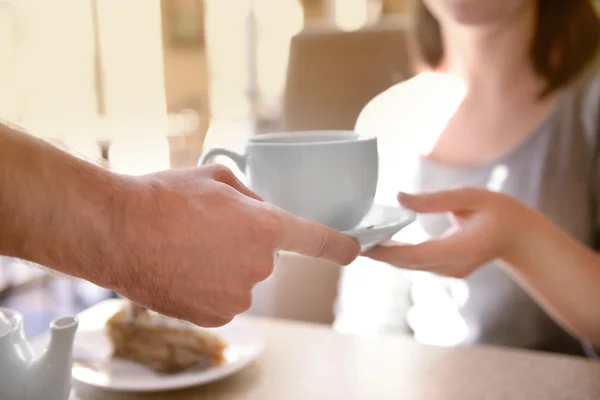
[248,130,376,146]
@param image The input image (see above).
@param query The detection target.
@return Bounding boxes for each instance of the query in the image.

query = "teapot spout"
[47,316,79,355]
[27,316,79,400]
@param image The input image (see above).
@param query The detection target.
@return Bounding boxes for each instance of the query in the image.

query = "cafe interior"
[1,0,600,399]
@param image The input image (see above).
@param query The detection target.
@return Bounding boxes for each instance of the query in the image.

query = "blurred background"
[0,0,414,336]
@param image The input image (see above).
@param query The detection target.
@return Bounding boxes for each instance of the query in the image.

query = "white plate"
[343,204,416,251]
[31,299,265,392]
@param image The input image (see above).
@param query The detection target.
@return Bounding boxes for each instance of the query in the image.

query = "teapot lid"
[0,309,16,336]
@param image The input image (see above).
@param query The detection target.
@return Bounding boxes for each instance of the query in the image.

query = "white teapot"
[0,307,78,400]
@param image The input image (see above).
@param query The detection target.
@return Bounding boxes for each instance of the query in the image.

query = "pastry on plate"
[105,303,227,374]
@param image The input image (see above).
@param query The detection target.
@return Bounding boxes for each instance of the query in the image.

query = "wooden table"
[73,314,600,400]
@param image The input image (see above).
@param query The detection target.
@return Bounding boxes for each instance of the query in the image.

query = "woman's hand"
[364,187,600,349]
[363,188,542,278]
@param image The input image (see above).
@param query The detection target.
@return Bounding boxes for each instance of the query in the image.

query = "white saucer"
[343,204,416,251]
[31,299,265,392]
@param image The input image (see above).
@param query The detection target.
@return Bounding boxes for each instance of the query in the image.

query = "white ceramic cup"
[198,130,378,231]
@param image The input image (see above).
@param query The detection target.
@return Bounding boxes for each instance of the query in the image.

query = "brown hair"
[414,0,600,97]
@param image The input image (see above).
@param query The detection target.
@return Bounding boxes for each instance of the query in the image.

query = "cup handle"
[197,148,247,173]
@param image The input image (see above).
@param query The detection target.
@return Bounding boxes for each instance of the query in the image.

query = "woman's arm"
[503,210,600,349]
[364,189,600,349]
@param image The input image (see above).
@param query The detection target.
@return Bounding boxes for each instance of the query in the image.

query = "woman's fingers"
[365,188,508,277]
[363,235,466,269]
[363,239,475,278]
[398,188,487,214]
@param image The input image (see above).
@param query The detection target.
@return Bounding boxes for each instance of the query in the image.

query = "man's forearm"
[503,211,600,348]
[0,123,132,287]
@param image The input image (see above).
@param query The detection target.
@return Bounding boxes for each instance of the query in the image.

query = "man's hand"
[0,127,358,327]
[109,165,360,326]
